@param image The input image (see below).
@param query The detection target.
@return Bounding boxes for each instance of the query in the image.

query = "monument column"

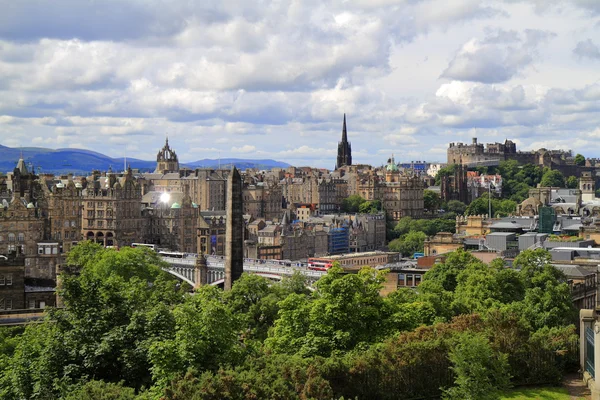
[225,166,243,290]
[194,251,208,289]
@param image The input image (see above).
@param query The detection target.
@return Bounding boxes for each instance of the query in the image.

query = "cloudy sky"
[1,0,599,168]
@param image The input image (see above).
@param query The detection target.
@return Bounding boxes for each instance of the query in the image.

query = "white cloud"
[442,29,555,83]
[574,39,600,60]
[0,1,599,167]
[231,145,257,153]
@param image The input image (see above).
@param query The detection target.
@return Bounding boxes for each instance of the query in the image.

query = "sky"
[0,0,599,169]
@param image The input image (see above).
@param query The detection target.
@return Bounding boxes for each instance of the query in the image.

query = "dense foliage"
[0,245,578,399]
[340,194,382,214]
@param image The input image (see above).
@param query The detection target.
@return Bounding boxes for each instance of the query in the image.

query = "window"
[406,274,414,287]
[28,300,36,309]
[8,233,15,242]
[97,221,103,228]
[6,299,12,310]
[87,210,94,218]
[6,274,12,286]
[0,275,4,285]
[398,273,405,286]
[415,275,422,286]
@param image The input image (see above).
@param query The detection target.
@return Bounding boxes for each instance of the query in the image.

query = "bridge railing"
[161,256,325,278]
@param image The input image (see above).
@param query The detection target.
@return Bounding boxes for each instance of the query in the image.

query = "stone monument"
[224,166,243,290]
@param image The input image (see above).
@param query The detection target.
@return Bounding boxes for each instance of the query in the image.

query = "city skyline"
[1,1,600,168]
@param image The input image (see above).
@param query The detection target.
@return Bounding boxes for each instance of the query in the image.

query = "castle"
[447,138,572,170]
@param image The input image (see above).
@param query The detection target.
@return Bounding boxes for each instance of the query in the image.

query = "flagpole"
[488,178,491,218]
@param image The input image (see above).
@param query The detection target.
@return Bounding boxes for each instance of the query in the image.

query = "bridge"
[161,255,326,287]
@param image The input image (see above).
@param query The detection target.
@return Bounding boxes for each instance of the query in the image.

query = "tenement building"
[82,168,143,247]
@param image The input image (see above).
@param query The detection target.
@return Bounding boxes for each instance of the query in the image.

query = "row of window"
[0,234,25,242]
[0,299,12,310]
[86,220,114,228]
[0,274,13,285]
[398,273,422,287]
[87,210,113,218]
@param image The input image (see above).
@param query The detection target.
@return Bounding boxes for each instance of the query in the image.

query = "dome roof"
[171,202,181,209]
[386,156,399,172]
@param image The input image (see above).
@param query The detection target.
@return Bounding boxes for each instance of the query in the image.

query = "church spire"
[335,114,352,170]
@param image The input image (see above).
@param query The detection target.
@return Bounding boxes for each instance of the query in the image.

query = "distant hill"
[0,145,290,175]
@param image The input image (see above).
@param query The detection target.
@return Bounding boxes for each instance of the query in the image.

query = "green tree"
[149,286,242,386]
[423,190,441,213]
[266,264,389,357]
[225,273,287,341]
[358,199,382,214]
[341,195,365,213]
[388,231,427,257]
[566,175,578,189]
[393,216,413,236]
[540,169,565,188]
[0,243,187,398]
[443,333,511,400]
[574,153,586,166]
[465,194,491,216]
[63,381,137,400]
[446,200,467,215]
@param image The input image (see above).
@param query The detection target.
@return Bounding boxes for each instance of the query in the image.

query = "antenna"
[124,156,127,173]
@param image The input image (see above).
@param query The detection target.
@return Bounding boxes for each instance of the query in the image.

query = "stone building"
[197,211,226,255]
[242,181,282,221]
[0,254,25,310]
[41,175,83,254]
[141,190,199,253]
[155,137,179,173]
[447,137,582,177]
[440,164,468,204]
[358,156,424,222]
[81,168,143,247]
[423,232,464,256]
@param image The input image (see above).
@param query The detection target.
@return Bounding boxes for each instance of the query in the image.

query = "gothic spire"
[335,113,352,170]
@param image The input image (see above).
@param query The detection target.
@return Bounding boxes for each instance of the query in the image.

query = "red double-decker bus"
[307,257,333,271]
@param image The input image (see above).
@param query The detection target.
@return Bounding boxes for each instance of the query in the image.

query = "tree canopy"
[0,245,578,400]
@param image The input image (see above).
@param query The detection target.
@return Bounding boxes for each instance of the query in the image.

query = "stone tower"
[224,166,243,290]
[581,171,595,202]
[194,250,208,289]
[155,137,179,173]
[336,114,352,169]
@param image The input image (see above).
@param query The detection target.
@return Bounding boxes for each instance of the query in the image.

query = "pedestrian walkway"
[563,373,591,400]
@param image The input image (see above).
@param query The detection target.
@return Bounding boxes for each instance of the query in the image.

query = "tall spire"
[335,113,352,170]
